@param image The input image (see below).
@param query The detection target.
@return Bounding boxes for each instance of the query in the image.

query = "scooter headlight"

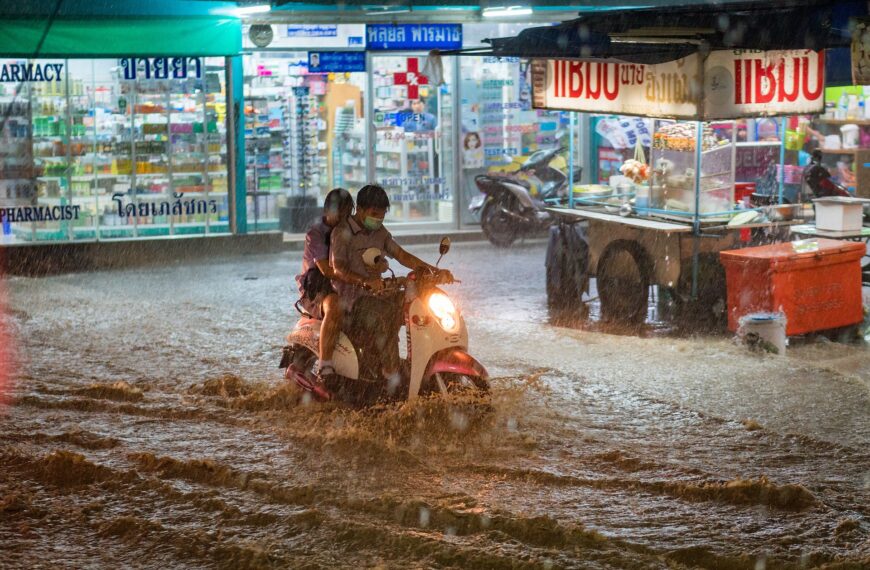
[427,292,459,333]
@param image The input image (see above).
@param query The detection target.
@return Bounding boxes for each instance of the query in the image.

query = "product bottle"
[836,92,849,120]
[847,94,860,120]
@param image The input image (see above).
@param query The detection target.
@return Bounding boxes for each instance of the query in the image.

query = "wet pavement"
[1,239,868,569]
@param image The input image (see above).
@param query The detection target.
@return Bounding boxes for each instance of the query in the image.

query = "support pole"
[568,112,576,209]
[691,120,703,299]
[778,117,787,204]
[226,55,246,234]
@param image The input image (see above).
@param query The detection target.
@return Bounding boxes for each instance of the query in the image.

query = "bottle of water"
[836,92,849,120]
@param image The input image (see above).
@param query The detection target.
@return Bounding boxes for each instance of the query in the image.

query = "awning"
[480,0,862,65]
[0,0,242,58]
[0,18,242,58]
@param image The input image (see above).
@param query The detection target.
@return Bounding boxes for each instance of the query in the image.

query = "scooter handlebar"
[370,270,457,294]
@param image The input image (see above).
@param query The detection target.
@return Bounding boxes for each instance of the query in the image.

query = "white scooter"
[280,237,489,404]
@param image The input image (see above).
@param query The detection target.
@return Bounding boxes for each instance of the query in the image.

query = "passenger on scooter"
[295,188,355,381]
[330,184,450,390]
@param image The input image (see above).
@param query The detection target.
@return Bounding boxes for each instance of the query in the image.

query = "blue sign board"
[287,25,338,38]
[308,52,366,73]
[366,24,462,51]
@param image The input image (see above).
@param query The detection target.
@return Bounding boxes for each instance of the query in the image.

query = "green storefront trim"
[0,17,241,58]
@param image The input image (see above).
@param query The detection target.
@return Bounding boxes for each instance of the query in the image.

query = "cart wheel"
[597,240,651,324]
[546,224,589,315]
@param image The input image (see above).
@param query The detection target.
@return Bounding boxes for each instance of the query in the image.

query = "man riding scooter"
[329,184,452,391]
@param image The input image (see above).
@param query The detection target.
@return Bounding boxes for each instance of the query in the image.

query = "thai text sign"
[532,55,701,118]
[119,58,202,81]
[532,50,825,120]
[287,25,338,38]
[704,50,825,119]
[308,52,366,73]
[366,24,462,51]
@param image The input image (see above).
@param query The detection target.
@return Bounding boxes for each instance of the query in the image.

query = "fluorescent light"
[234,4,271,16]
[365,8,411,16]
[482,6,533,18]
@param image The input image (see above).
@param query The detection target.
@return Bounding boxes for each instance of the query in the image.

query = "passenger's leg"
[319,293,341,372]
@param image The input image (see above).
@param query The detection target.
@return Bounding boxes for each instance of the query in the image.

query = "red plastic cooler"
[719,239,865,336]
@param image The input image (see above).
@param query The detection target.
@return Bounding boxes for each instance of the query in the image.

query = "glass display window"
[243,51,367,233]
[0,57,229,243]
[590,115,653,184]
[648,119,736,216]
[371,53,455,225]
[458,55,569,224]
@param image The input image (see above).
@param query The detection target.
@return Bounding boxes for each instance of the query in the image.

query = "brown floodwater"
[1,241,868,569]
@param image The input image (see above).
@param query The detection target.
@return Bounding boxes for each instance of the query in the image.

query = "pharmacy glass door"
[370,53,455,226]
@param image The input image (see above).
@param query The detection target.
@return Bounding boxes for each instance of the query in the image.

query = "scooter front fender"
[424,349,489,381]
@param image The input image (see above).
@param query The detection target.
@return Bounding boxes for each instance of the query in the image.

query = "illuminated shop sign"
[111,193,219,218]
[287,25,338,38]
[118,58,203,81]
[0,63,63,82]
[366,24,462,51]
[0,205,81,222]
[532,50,825,120]
[308,52,366,73]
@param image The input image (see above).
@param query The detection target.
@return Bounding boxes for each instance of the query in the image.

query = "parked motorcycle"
[280,238,489,404]
[470,147,582,247]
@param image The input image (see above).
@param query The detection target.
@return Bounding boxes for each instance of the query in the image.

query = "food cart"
[530,49,827,324]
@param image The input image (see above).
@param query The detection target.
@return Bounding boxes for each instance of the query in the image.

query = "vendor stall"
[445,1,870,332]
[530,47,825,324]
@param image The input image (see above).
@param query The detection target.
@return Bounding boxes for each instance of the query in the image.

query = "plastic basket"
[785,130,805,151]
[775,164,804,185]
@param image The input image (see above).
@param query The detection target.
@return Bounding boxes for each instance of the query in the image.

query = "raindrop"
[755,555,767,570]
[387,374,400,395]
[480,514,491,528]
[301,392,312,406]
[419,507,430,528]
[543,560,554,570]
[507,417,518,432]
[450,410,469,431]
[445,526,457,537]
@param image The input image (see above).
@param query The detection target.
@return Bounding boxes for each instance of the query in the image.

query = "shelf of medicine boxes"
[377,134,435,172]
[341,128,368,187]
[244,99,287,188]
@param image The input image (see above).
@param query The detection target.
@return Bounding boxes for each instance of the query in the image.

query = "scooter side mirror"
[439,237,451,256]
[436,237,451,267]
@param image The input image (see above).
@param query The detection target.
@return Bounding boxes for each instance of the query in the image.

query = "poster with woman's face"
[462,132,484,169]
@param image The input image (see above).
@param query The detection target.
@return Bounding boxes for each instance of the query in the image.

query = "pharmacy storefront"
[0,15,240,244]
[242,22,570,232]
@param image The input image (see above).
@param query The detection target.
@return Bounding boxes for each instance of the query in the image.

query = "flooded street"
[1,240,868,569]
